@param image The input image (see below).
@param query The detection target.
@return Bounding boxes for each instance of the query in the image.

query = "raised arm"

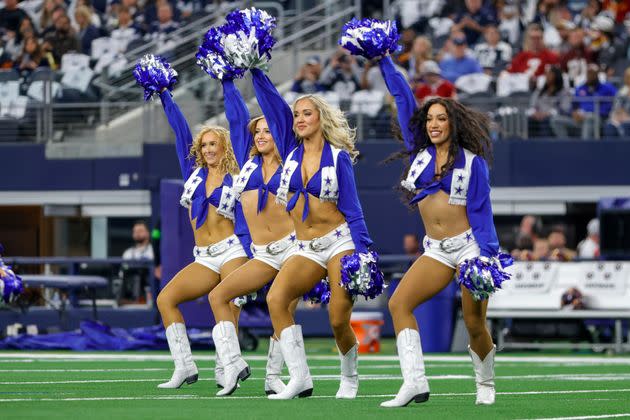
[251,69,298,160]
[336,152,373,254]
[160,90,194,179]
[222,79,252,168]
[466,156,499,257]
[378,55,418,152]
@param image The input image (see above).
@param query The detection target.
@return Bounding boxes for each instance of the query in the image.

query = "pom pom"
[0,262,23,305]
[339,18,400,59]
[303,278,330,304]
[340,251,386,300]
[232,281,272,307]
[133,54,178,101]
[222,7,277,71]
[196,27,246,80]
[457,253,514,301]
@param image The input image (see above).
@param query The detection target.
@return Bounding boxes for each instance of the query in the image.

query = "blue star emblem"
[239,177,245,183]
[245,166,253,172]
[222,203,228,210]
[282,179,287,186]
[410,169,416,176]
[226,192,232,199]
[457,174,464,182]
[186,188,192,194]
[228,238,234,245]
[324,189,331,195]
[418,159,424,165]
[335,230,342,238]
[284,168,290,174]
[465,233,473,242]
[455,186,463,195]
[426,240,431,248]
[289,234,296,242]
[325,177,332,185]
[195,249,201,256]
[298,242,305,250]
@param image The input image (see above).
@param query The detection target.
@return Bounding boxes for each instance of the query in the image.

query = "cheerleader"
[208,69,299,396]
[378,54,505,407]
[154,88,250,389]
[264,93,373,400]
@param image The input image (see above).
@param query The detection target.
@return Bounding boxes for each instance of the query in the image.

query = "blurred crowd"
[291,0,630,139]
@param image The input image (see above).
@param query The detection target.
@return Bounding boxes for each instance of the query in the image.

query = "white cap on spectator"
[587,218,599,236]
[421,60,441,76]
[592,15,615,33]
[306,55,320,65]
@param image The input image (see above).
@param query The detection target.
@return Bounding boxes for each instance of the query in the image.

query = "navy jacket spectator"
[0,0,29,34]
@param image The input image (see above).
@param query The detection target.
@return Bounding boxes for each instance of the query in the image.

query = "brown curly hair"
[189,126,239,175]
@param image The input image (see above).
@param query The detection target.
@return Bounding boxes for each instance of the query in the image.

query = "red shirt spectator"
[414,60,456,102]
[508,25,559,78]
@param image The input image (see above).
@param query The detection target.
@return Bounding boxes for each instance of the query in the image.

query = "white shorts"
[251,232,297,271]
[193,234,248,274]
[293,223,355,268]
[422,228,480,269]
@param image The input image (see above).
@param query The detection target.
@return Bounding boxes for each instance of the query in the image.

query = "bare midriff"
[189,176,235,247]
[418,190,471,240]
[287,192,346,240]
[240,190,294,244]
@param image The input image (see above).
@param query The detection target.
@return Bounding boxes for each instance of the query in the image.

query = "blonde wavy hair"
[293,94,358,162]
[189,126,239,175]
[247,116,282,163]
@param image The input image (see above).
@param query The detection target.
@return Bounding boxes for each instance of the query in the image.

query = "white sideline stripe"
[2,353,630,364]
[517,414,630,420]
[1,389,630,403]
[5,373,630,385]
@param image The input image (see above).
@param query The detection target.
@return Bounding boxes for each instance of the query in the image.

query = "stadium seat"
[0,68,20,82]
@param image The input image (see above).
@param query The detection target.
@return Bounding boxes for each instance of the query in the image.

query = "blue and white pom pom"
[303,278,331,304]
[133,54,178,101]
[196,27,246,80]
[222,7,277,71]
[339,18,401,59]
[457,254,514,301]
[233,292,256,308]
[340,251,386,300]
[0,261,23,305]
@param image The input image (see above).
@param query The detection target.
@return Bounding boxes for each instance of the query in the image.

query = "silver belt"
[265,238,291,255]
[302,225,350,252]
[425,229,473,253]
[195,237,236,258]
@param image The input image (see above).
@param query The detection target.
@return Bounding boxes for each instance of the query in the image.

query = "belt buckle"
[266,241,286,256]
[439,238,452,252]
[207,244,223,257]
[309,236,332,252]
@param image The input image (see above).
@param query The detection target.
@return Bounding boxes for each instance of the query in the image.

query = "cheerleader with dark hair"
[377,53,509,408]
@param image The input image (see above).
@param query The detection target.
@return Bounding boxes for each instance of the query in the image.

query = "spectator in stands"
[548,229,576,261]
[577,218,600,259]
[560,287,586,309]
[0,39,13,68]
[44,13,80,63]
[439,33,483,83]
[588,14,626,77]
[394,27,417,69]
[110,6,141,51]
[74,6,100,55]
[3,15,37,61]
[15,35,49,75]
[604,67,630,137]
[149,1,179,39]
[39,0,58,33]
[405,35,433,84]
[474,24,512,75]
[497,2,521,45]
[574,0,601,29]
[508,24,559,80]
[528,65,572,137]
[0,0,31,35]
[76,0,103,29]
[122,220,154,260]
[451,0,497,46]
[291,55,325,94]
[550,63,617,139]
[40,6,66,38]
[414,60,456,103]
[319,49,361,101]
[403,233,421,258]
[531,237,551,261]
[559,27,595,87]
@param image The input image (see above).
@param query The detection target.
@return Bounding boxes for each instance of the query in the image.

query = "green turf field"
[1,339,630,420]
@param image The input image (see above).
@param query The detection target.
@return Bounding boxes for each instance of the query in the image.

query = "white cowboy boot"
[335,343,359,399]
[381,328,430,407]
[268,325,313,400]
[212,321,251,396]
[158,323,198,389]
[265,337,286,395]
[215,353,225,389]
[469,344,496,405]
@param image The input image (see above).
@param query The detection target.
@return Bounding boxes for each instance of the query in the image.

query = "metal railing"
[1,94,624,145]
